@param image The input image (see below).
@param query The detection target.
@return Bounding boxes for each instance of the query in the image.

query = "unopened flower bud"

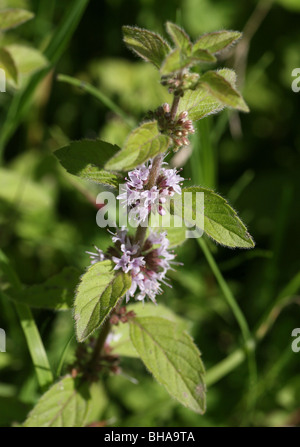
[162,103,170,113]
[179,111,188,120]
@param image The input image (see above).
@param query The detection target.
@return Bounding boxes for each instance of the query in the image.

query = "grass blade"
[0,0,90,162]
[0,250,53,390]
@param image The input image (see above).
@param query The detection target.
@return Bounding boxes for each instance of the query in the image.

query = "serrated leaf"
[172,187,255,248]
[54,139,123,188]
[0,47,18,84]
[110,303,190,358]
[193,30,242,54]
[161,47,215,75]
[122,25,171,69]
[166,22,191,51]
[177,68,245,120]
[129,317,206,414]
[23,376,107,427]
[74,260,131,342]
[0,8,34,31]
[199,71,249,112]
[177,84,224,121]
[11,267,80,311]
[5,44,48,76]
[217,68,237,86]
[105,121,170,171]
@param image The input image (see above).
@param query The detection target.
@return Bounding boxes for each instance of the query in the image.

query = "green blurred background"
[0,0,299,427]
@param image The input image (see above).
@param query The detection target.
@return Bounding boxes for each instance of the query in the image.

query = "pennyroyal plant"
[22,22,254,426]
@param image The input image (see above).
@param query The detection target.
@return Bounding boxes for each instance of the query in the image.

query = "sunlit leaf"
[166,21,191,51]
[74,260,131,342]
[199,71,249,112]
[0,47,18,84]
[172,186,255,248]
[110,303,190,358]
[161,47,215,75]
[0,8,34,31]
[23,376,107,427]
[5,44,48,76]
[129,316,206,414]
[105,121,170,171]
[123,25,171,69]
[193,30,242,54]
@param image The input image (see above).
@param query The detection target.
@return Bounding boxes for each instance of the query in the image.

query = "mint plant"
[22,22,254,426]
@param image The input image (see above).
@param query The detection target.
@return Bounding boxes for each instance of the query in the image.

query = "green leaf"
[172,187,255,248]
[54,139,124,188]
[105,121,170,171]
[110,303,190,358]
[0,8,34,31]
[166,22,191,51]
[199,71,249,112]
[177,68,246,120]
[74,260,131,342]
[5,44,48,76]
[193,30,242,54]
[11,267,80,311]
[177,84,223,121]
[161,47,215,75]
[217,68,237,86]
[129,317,206,414]
[0,47,18,84]
[23,376,107,427]
[122,25,171,69]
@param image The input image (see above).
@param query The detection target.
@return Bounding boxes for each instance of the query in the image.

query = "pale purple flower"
[110,228,177,304]
[117,161,184,223]
[86,246,105,264]
[87,228,180,304]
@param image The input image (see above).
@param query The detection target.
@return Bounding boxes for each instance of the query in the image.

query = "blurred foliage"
[0,0,299,427]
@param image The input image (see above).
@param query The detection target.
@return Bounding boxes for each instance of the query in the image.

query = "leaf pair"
[54,121,171,185]
[24,313,206,422]
[123,23,241,75]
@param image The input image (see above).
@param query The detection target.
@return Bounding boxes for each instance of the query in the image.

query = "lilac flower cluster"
[117,161,184,224]
[87,228,177,303]
[154,103,195,148]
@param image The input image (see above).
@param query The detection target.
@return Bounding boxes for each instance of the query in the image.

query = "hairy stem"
[89,319,111,370]
[134,93,181,248]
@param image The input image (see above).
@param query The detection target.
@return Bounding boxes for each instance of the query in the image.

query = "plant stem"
[89,319,111,370]
[135,93,181,247]
[170,95,180,121]
[134,155,163,247]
